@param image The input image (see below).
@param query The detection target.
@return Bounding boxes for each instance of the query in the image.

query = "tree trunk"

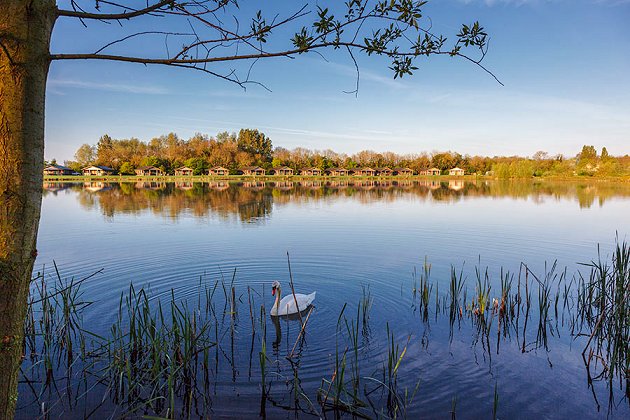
[0,1,56,417]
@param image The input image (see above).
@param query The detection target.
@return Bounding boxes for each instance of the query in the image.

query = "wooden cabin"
[418,168,441,176]
[353,167,376,177]
[82,165,115,176]
[208,166,230,176]
[300,167,322,176]
[240,166,266,176]
[326,168,349,177]
[448,167,465,176]
[271,166,294,176]
[135,166,164,176]
[174,166,194,176]
[44,164,75,176]
[393,167,414,177]
[375,167,393,176]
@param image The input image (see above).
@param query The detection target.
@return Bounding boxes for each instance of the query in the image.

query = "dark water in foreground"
[20,180,630,418]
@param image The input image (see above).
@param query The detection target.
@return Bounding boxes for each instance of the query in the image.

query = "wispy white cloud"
[48,79,169,95]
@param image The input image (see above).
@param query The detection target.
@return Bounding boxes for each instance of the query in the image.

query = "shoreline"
[43,174,630,182]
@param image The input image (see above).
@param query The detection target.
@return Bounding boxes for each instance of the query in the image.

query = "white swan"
[270,280,316,316]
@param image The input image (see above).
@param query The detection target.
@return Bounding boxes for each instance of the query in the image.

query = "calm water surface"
[22,180,630,418]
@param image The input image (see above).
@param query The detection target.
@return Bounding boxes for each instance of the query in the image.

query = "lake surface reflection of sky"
[29,180,630,417]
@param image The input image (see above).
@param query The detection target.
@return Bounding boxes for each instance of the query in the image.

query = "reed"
[492,382,499,420]
[19,240,630,418]
[578,239,629,399]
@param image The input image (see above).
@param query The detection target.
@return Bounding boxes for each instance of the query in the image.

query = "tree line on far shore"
[50,130,630,178]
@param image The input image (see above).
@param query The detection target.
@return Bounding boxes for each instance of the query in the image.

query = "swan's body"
[270,281,316,316]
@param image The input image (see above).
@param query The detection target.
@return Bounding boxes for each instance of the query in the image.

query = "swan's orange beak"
[272,287,276,296]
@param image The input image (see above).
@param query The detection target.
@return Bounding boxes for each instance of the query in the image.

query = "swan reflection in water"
[271,307,314,351]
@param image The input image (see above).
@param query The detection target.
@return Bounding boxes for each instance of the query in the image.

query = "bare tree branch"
[51,1,503,88]
[57,0,175,20]
[93,31,193,55]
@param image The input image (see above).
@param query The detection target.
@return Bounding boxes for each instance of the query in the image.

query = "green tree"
[237,129,273,162]
[64,160,82,172]
[184,157,208,176]
[601,147,610,161]
[74,143,95,167]
[119,162,135,175]
[96,134,114,165]
[578,145,598,162]
[577,145,599,175]
[493,162,511,179]
[0,1,495,417]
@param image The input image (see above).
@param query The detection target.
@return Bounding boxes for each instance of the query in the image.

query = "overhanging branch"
[57,0,175,20]
[51,1,503,89]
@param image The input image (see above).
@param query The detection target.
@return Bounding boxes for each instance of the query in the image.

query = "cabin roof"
[136,166,162,171]
[45,164,73,171]
[82,165,114,171]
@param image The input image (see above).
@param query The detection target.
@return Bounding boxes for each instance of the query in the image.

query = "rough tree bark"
[0,0,56,417]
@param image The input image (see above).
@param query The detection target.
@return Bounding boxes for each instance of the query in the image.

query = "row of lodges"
[44,164,466,177]
[43,164,116,176]
[239,166,465,176]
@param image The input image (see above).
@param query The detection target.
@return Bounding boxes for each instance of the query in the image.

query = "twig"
[288,307,314,358]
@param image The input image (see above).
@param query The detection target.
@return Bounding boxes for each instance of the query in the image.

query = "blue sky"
[46,0,630,161]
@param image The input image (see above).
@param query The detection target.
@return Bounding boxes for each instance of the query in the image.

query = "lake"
[20,179,630,418]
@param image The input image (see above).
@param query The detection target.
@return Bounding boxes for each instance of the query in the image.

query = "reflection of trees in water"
[71,180,630,222]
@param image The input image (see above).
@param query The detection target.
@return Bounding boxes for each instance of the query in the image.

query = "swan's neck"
[272,288,281,314]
